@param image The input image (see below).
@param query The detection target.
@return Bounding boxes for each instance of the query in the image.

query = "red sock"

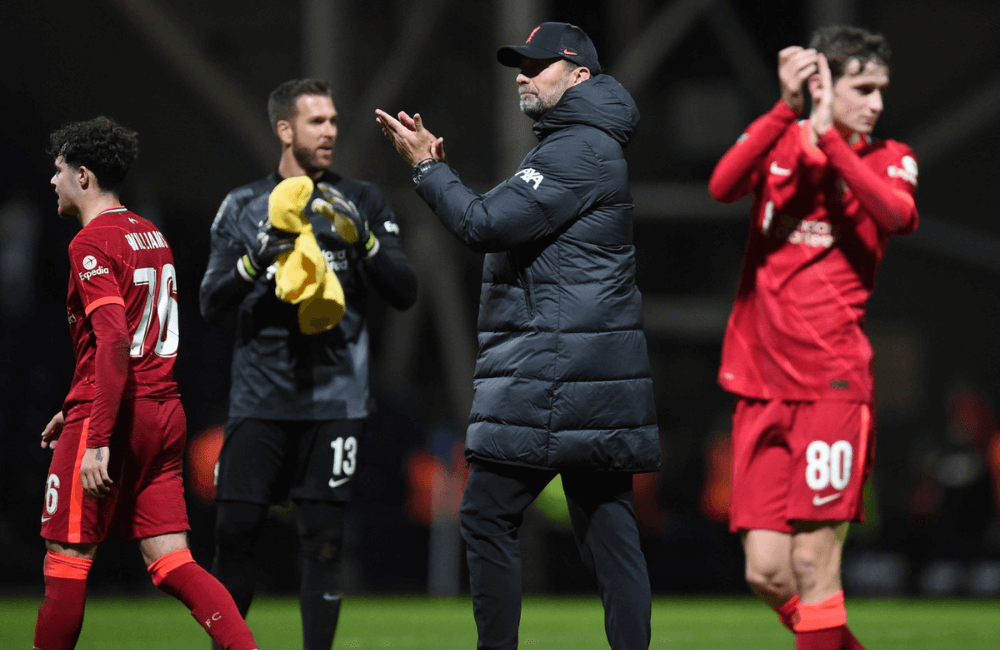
[34,551,92,650]
[774,594,800,631]
[148,549,258,650]
[796,627,846,650]
[793,591,851,650]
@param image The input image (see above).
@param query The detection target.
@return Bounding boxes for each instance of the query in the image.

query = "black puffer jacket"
[417,74,659,472]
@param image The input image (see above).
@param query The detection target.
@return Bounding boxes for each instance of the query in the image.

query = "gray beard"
[519,94,548,121]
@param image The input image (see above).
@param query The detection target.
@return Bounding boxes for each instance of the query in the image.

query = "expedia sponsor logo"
[763,205,837,249]
[782,218,836,248]
[79,265,110,282]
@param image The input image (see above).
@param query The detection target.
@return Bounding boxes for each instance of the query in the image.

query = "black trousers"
[459,461,652,650]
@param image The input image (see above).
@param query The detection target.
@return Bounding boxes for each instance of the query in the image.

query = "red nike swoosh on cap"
[563,49,578,56]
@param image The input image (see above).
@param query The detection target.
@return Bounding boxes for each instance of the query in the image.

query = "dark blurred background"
[2,0,1000,600]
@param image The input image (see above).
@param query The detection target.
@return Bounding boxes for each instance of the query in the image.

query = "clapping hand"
[374,110,445,166]
[808,53,834,140]
[778,46,819,115]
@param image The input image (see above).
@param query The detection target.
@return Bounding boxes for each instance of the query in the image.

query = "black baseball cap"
[497,22,602,74]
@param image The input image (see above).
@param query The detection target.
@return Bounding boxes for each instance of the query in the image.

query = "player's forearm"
[709,100,798,203]
[818,130,918,234]
[88,304,130,448]
[415,164,493,253]
[362,238,418,310]
[200,248,255,326]
[416,164,550,254]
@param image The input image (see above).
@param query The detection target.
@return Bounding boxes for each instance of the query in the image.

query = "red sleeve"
[708,100,799,203]
[818,129,919,235]
[68,231,123,313]
[86,302,130,448]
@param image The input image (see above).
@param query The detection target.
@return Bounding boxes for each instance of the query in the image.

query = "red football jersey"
[711,102,919,402]
[64,207,180,409]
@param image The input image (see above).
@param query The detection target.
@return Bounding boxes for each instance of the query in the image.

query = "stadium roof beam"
[332,0,452,177]
[494,0,548,177]
[703,0,779,113]
[105,0,274,171]
[610,0,719,93]
[302,0,347,109]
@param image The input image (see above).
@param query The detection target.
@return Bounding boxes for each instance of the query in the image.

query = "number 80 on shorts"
[805,440,853,491]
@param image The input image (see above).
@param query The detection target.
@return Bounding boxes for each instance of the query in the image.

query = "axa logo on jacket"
[516,168,544,189]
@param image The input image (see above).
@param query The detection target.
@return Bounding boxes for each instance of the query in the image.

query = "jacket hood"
[532,74,640,146]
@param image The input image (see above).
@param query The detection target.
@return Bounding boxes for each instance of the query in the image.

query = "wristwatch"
[412,158,438,186]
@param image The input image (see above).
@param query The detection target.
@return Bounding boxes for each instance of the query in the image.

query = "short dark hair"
[47,116,139,192]
[267,79,332,131]
[808,26,891,81]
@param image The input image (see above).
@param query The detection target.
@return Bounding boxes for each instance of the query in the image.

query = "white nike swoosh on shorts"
[812,492,842,506]
[41,516,53,523]
[329,477,351,488]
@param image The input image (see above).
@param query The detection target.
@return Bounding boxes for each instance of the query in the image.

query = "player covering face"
[709,26,918,650]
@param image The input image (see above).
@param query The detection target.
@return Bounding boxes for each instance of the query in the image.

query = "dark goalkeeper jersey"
[200,170,416,421]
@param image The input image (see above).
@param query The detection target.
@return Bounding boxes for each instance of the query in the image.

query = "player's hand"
[240,219,297,281]
[312,184,380,259]
[374,109,446,166]
[41,411,65,450]
[778,46,819,115]
[808,53,834,140]
[80,447,113,498]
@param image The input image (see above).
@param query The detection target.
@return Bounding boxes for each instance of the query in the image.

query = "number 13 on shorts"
[329,436,357,488]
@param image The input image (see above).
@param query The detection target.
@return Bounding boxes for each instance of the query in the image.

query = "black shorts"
[215,418,363,504]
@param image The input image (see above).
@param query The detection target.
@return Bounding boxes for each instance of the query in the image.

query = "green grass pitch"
[3,595,997,648]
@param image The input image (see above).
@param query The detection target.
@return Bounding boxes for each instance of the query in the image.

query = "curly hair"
[47,116,139,192]
[267,79,332,132]
[808,26,892,81]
